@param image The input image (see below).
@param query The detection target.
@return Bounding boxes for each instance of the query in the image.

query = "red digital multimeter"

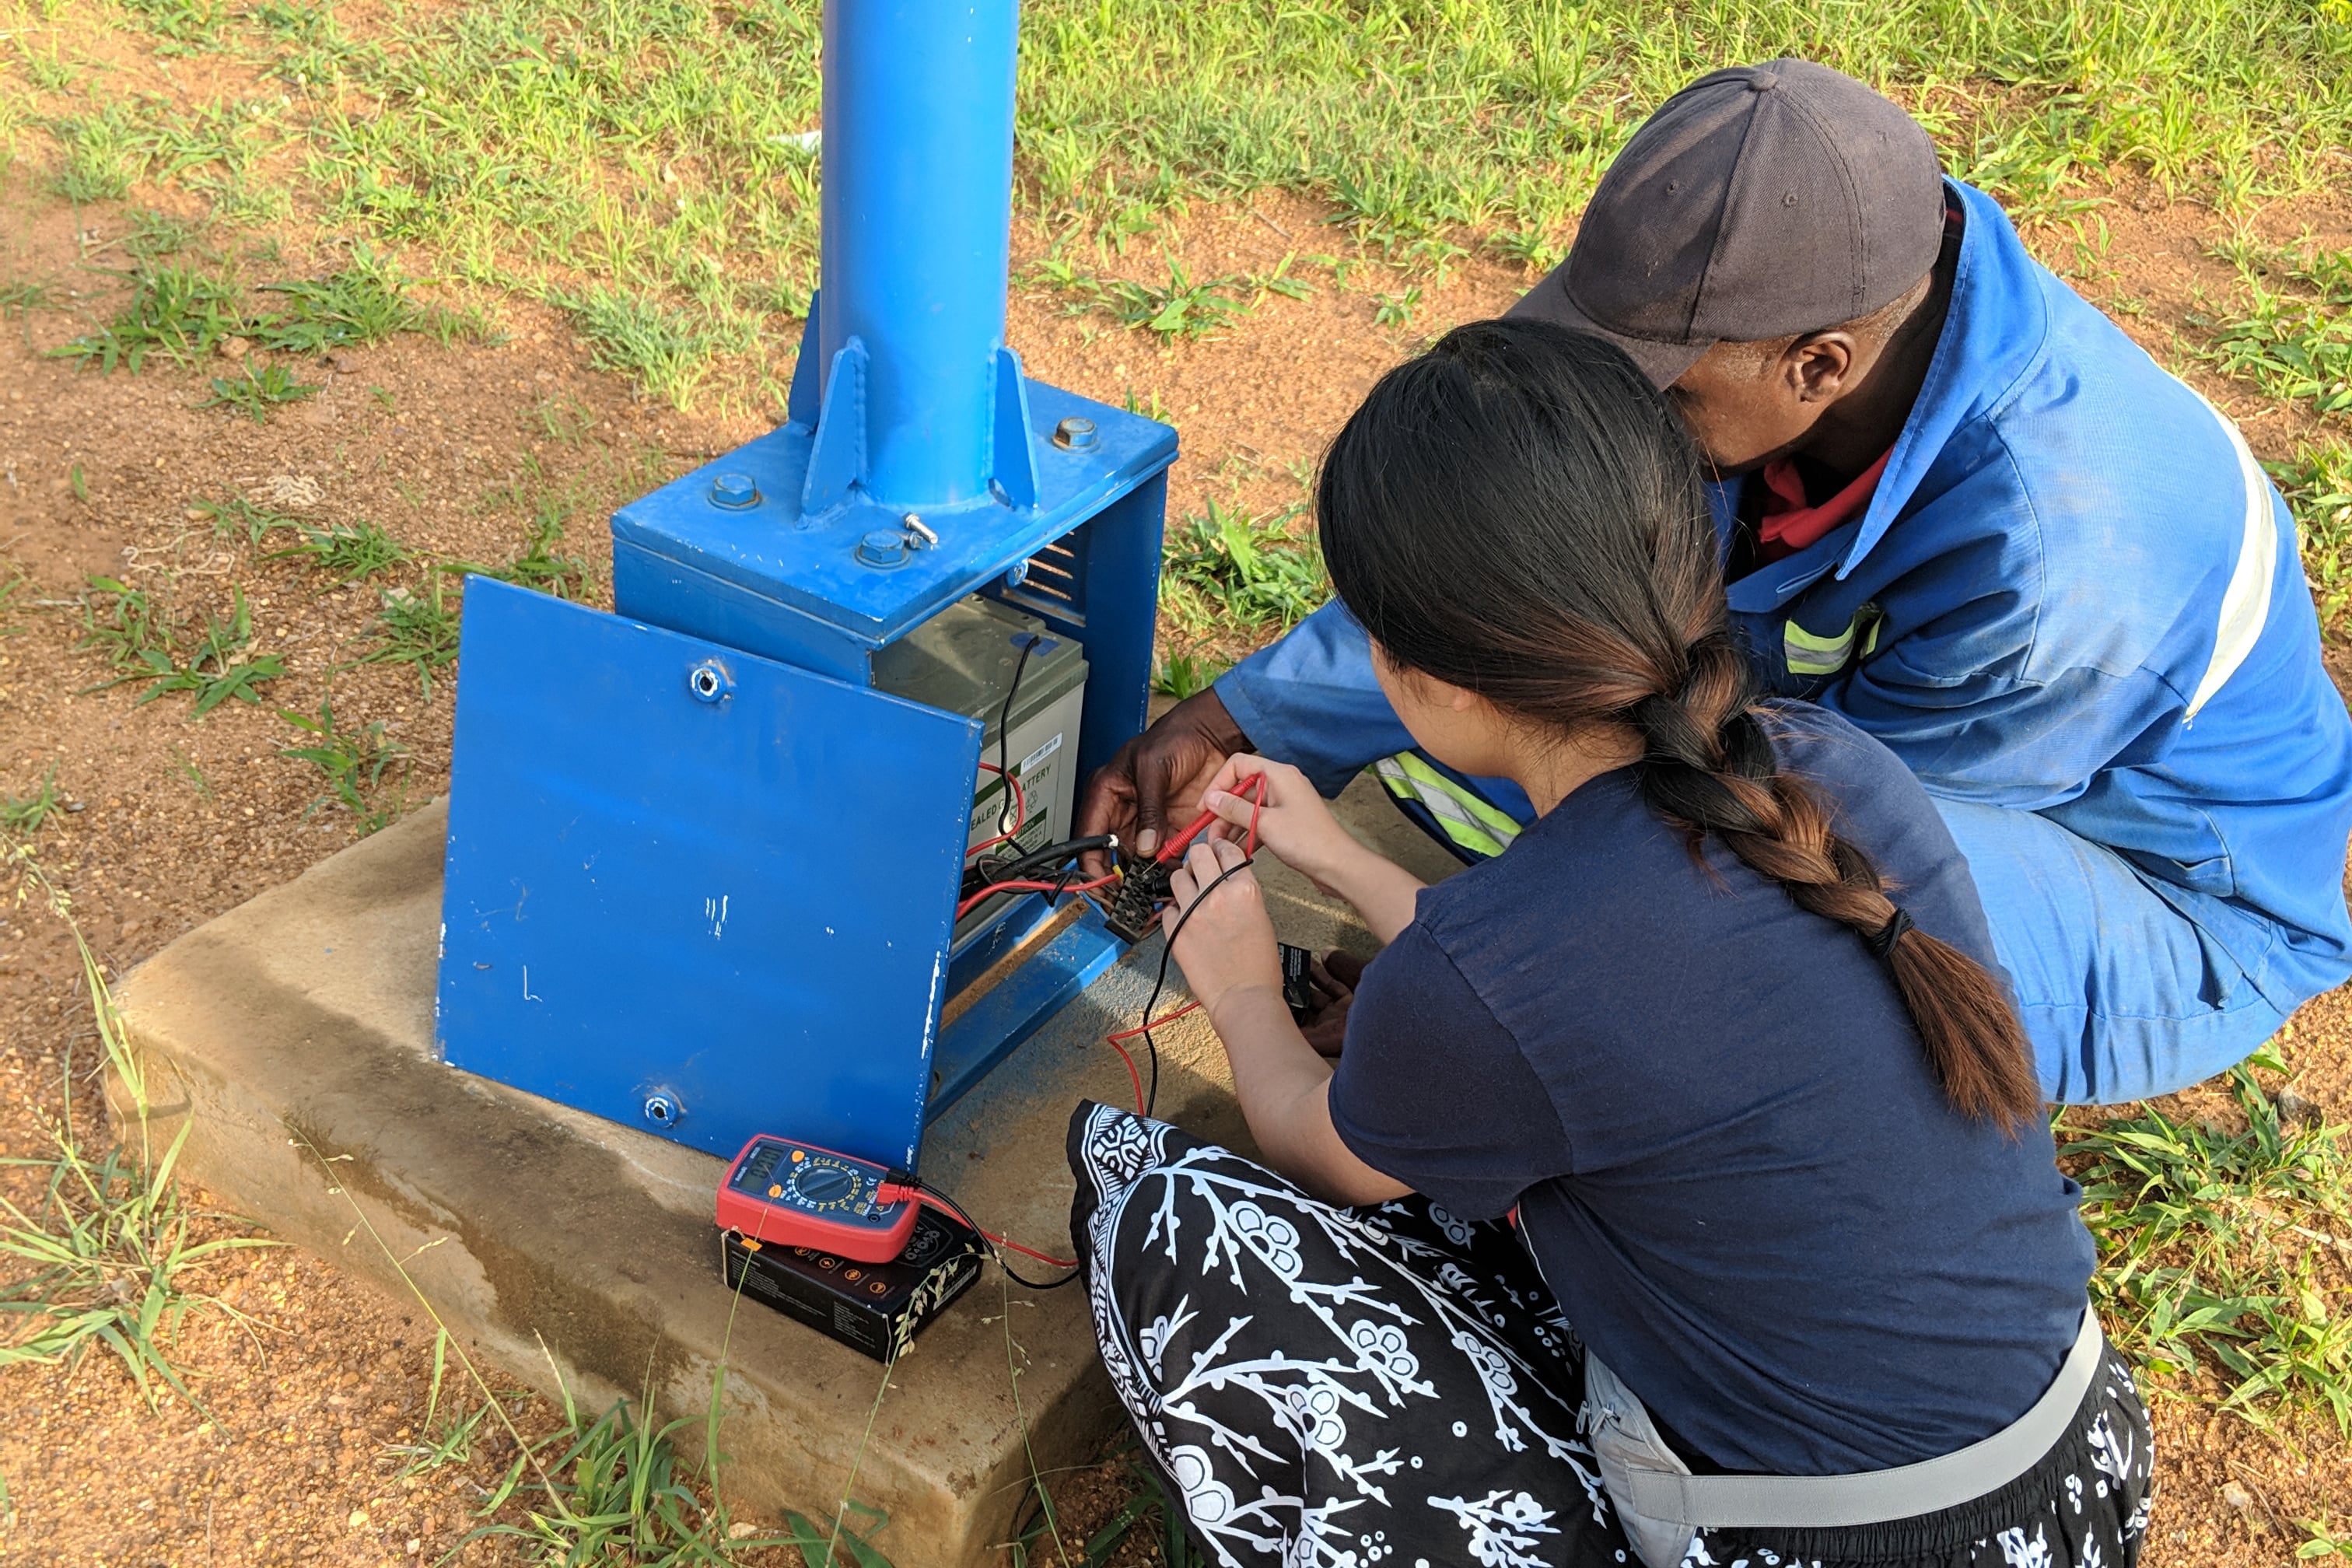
[715,1136,920,1264]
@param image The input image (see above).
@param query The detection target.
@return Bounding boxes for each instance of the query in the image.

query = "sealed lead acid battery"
[872,596,1088,935]
[719,1202,986,1361]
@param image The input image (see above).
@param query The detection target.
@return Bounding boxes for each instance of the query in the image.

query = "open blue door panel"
[436,579,980,1171]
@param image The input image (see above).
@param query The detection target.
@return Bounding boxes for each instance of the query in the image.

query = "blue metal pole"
[819,0,1020,513]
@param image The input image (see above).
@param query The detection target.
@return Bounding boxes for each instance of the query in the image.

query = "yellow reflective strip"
[1784,614,1858,676]
[1391,753,1523,838]
[1373,757,1515,856]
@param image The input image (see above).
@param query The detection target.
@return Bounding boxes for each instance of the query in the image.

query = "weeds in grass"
[463,1369,795,1566]
[2213,293,2352,418]
[2059,1059,2352,1432]
[0,839,280,1413]
[277,698,406,832]
[166,745,214,803]
[79,579,282,714]
[388,1330,496,1478]
[0,768,66,835]
[270,516,408,583]
[2211,243,2352,418]
[135,588,285,716]
[2271,440,2352,639]
[289,1109,823,1568]
[1160,500,1328,637]
[358,575,459,698]
[75,575,176,680]
[559,286,721,408]
[0,561,29,635]
[2305,1516,2352,1559]
[469,467,590,599]
[59,255,429,378]
[191,493,301,545]
[1031,1448,1199,1568]
[54,264,243,372]
[1102,259,1248,340]
[1370,285,1422,329]
[778,1502,895,1568]
[250,249,419,353]
[121,207,205,260]
[1246,252,1313,304]
[119,0,229,48]
[1151,653,1225,701]
[45,104,147,202]
[196,362,319,420]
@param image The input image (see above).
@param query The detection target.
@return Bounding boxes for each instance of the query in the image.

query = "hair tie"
[1864,907,1914,961]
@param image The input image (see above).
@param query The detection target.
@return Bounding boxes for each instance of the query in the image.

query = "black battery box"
[718,1202,985,1361]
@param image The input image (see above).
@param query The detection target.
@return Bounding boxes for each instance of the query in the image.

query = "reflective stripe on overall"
[1373,753,1523,859]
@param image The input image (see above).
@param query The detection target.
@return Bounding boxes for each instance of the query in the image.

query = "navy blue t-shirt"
[1328,702,2093,1477]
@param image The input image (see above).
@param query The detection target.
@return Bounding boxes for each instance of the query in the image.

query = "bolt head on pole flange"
[855,529,908,569]
[1052,416,1098,451]
[708,471,761,509]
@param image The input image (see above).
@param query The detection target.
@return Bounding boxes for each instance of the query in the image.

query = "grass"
[1095,257,1251,340]
[0,767,67,835]
[76,578,285,715]
[191,492,302,546]
[465,463,595,600]
[460,1372,800,1566]
[13,0,2350,405]
[135,588,285,716]
[357,574,460,698]
[2272,439,2352,639]
[2059,1056,2352,1433]
[0,838,280,1414]
[56,254,436,377]
[1151,653,1226,701]
[196,361,318,419]
[558,285,732,409]
[1159,499,1328,642]
[54,264,244,372]
[277,698,407,833]
[269,516,410,583]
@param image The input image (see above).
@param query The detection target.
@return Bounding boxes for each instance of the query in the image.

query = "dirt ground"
[4,149,2352,1566]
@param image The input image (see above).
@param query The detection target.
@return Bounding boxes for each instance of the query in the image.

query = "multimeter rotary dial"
[784,1153,872,1213]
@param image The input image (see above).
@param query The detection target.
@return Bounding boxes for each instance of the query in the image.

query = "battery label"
[968,730,1064,847]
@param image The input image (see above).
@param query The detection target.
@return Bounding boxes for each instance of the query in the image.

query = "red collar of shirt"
[1754,448,1892,565]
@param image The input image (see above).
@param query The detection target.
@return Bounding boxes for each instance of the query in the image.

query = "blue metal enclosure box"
[433,0,1178,1172]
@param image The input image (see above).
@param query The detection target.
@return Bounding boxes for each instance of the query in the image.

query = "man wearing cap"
[1077,58,2352,1105]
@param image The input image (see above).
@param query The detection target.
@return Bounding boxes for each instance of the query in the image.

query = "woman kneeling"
[1069,320,2149,1568]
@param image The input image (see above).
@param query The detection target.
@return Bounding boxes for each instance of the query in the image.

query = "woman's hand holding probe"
[1198,756,1427,944]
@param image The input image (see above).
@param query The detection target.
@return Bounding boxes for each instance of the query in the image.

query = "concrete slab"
[112,775,1457,1566]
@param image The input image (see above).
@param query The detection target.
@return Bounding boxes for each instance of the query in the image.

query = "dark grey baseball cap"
[1510,58,1945,387]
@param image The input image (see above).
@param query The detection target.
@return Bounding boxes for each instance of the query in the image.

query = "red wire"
[982,1230,1080,1270]
[879,1188,1080,1271]
[955,870,1119,921]
[1093,774,1268,1102]
[965,762,1027,860]
[1104,1033,1145,1112]
[1105,999,1200,1044]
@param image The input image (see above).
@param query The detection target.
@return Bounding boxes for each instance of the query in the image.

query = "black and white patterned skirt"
[1067,1103,2154,1568]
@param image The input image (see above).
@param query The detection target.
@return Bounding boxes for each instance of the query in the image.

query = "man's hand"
[1076,688,1251,875]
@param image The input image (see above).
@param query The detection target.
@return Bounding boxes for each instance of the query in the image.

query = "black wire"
[917,1181,1080,1293]
[1136,851,1258,1118]
[984,833,1117,885]
[995,634,1042,839]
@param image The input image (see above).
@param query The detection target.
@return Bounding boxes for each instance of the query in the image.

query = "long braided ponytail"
[1318,318,2042,1131]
